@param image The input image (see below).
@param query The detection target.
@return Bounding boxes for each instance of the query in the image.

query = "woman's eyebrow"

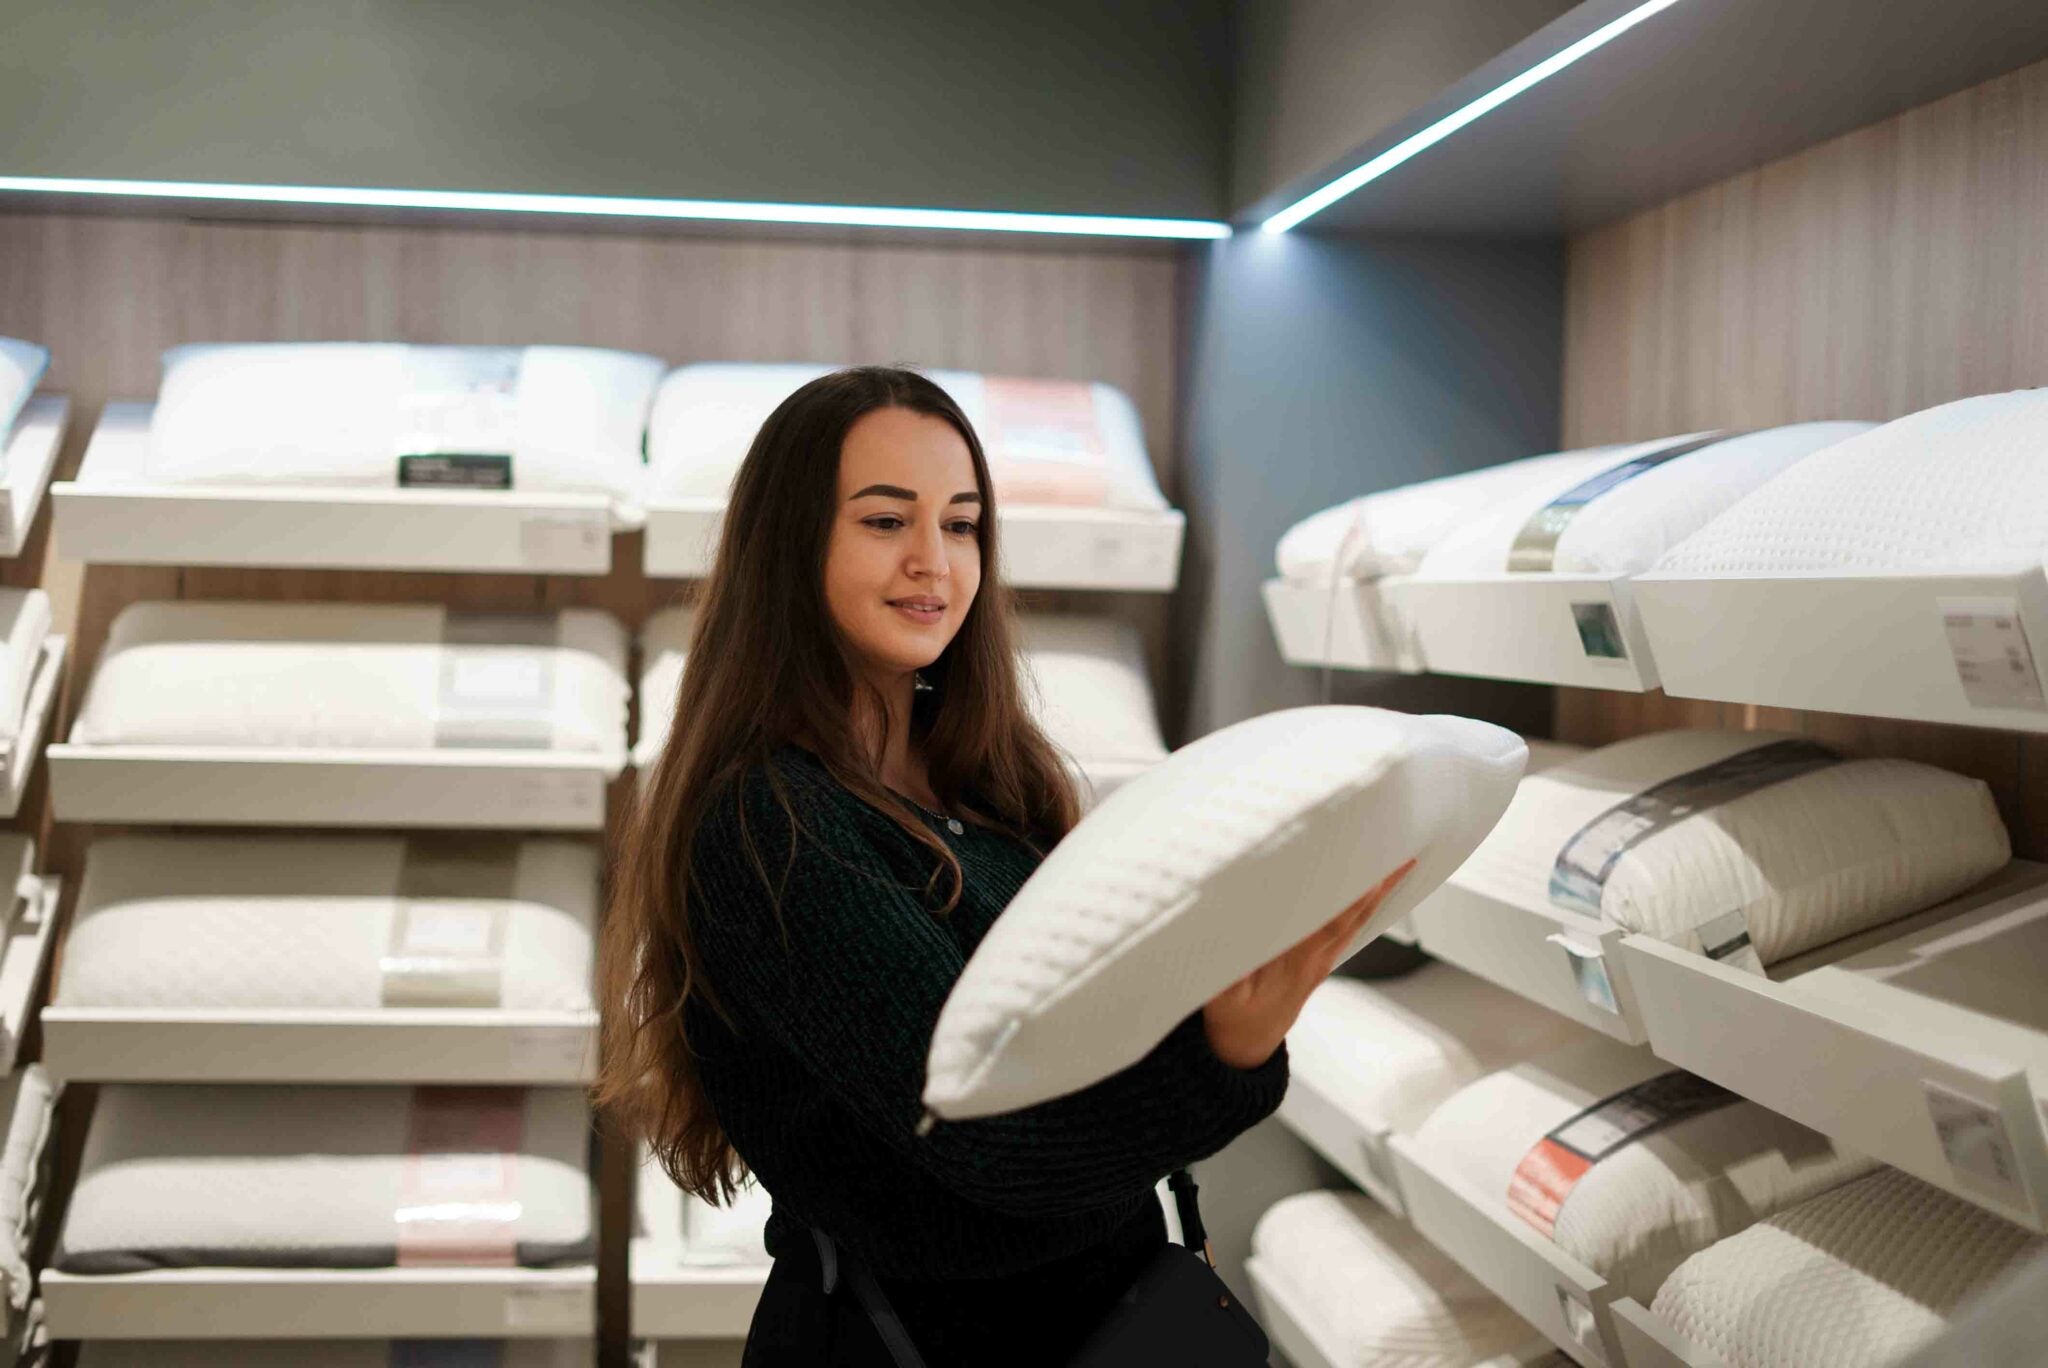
[849,483,917,500]
[949,491,982,505]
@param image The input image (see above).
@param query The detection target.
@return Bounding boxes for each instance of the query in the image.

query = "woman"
[598,367,1402,1365]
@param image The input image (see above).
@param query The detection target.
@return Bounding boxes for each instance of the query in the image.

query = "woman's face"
[823,405,983,686]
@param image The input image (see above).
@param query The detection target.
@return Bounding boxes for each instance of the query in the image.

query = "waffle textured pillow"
[923,705,1526,1119]
[1451,728,2009,965]
[1652,1165,2047,1368]
[1415,1036,1874,1306]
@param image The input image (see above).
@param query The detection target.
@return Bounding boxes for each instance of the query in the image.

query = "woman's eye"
[945,519,979,537]
[863,515,906,532]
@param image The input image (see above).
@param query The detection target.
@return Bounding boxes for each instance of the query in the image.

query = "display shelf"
[51,403,616,574]
[42,1265,597,1339]
[0,876,59,1077]
[1,396,66,558]
[1610,1298,1719,1368]
[630,1161,767,1341]
[646,497,1184,592]
[1388,1133,1626,1368]
[1406,878,1650,1046]
[41,1007,597,1086]
[1261,577,1419,674]
[46,743,620,830]
[0,635,65,820]
[1246,1257,1557,1368]
[1616,861,2048,1232]
[1387,573,1658,692]
[1633,566,2048,735]
[1274,1068,1407,1217]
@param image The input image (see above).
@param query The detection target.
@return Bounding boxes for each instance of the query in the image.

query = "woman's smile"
[888,594,948,625]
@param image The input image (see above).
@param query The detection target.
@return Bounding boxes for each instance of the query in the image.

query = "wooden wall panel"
[1559,54,2048,857]
[0,210,1188,1365]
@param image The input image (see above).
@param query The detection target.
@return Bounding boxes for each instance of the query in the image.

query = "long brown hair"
[596,366,1080,1201]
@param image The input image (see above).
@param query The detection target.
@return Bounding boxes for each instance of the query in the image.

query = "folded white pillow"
[1415,1035,1875,1306]
[681,1177,775,1267]
[1652,1165,2047,1368]
[1450,729,2009,965]
[58,835,597,1013]
[1250,1189,1542,1367]
[1015,614,1168,769]
[148,343,662,521]
[80,1341,594,1367]
[635,603,696,767]
[1657,389,2048,577]
[1414,424,1872,579]
[923,705,1526,1119]
[644,362,1167,511]
[71,601,629,763]
[0,591,50,754]
[0,339,48,450]
[1288,964,1589,1142]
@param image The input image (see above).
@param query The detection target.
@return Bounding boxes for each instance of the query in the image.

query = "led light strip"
[0,175,1232,241]
[1262,0,1689,233]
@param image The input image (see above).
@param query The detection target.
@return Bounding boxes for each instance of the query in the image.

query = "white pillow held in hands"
[923,706,1527,1119]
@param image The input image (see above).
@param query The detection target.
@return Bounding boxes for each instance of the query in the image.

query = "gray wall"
[2,0,1232,220]
[1229,0,1578,214]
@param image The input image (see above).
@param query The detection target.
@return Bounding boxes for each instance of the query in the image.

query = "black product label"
[399,453,513,490]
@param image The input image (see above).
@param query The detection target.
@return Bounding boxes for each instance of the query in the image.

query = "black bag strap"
[811,1170,1210,1368]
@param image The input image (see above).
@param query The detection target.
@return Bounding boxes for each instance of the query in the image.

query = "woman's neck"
[851,669,933,805]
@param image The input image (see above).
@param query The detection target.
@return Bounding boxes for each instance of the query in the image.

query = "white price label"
[1556,1284,1603,1359]
[503,1283,592,1330]
[1925,1082,2026,1208]
[1548,934,1619,1015]
[1940,598,2047,712]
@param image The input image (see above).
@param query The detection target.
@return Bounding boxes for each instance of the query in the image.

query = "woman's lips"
[888,597,946,625]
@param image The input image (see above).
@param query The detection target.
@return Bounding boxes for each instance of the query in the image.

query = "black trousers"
[739,1201,1168,1368]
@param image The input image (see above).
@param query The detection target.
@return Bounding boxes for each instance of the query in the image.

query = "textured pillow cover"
[1652,1165,2047,1368]
[147,343,663,520]
[923,705,1526,1119]
[57,1085,593,1272]
[1451,728,2010,965]
[57,835,597,1013]
[1250,1189,1542,1367]
[1414,1036,1874,1306]
[71,601,629,761]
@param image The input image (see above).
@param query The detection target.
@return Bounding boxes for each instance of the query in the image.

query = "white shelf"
[47,742,620,830]
[1247,1257,1556,1368]
[0,877,58,1078]
[630,1162,766,1340]
[0,635,65,820]
[1261,576,1420,674]
[1617,861,2048,1231]
[1274,1069,1407,1217]
[1388,572,1659,691]
[645,496,1184,592]
[41,1007,597,1086]
[1390,1133,1629,1368]
[1634,565,2048,734]
[0,396,66,558]
[1406,877,1650,1046]
[43,1265,597,1339]
[52,403,616,574]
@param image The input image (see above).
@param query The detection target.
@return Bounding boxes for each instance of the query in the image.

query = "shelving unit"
[0,635,65,820]
[0,876,58,1079]
[647,497,1185,592]
[1273,1061,1408,1216]
[46,744,620,830]
[1247,1259,1557,1368]
[1616,861,2048,1231]
[1261,577,1418,673]
[1634,566,2048,734]
[1,397,66,558]
[41,1007,598,1086]
[1389,573,1661,691]
[41,1265,598,1340]
[52,404,617,575]
[629,1159,767,1344]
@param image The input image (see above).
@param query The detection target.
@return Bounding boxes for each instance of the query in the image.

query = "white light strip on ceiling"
[1261,0,1689,233]
[0,175,1234,241]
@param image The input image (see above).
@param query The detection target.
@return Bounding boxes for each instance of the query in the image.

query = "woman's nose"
[903,520,950,581]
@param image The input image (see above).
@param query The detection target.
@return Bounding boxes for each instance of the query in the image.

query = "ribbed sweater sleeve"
[688,761,1289,1219]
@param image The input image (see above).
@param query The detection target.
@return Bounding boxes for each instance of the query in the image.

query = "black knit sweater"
[684,745,1290,1358]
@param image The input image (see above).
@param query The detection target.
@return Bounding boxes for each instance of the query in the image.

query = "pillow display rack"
[0,338,65,559]
[639,362,1185,589]
[629,1149,773,1343]
[924,704,1526,1120]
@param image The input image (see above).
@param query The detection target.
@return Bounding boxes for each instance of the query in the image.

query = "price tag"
[1925,1083,2027,1209]
[1555,1284,1604,1360]
[1547,933,1619,1015]
[503,1283,592,1331]
[1940,597,2047,712]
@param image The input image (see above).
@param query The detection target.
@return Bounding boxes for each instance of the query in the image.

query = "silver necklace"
[903,791,964,836]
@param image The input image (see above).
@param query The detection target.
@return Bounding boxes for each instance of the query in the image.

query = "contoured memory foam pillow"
[71,601,629,763]
[923,705,1526,1119]
[148,343,663,521]
[1415,1035,1874,1306]
[645,362,1168,511]
[1652,1165,2047,1368]
[57,835,597,1013]
[1452,729,2009,965]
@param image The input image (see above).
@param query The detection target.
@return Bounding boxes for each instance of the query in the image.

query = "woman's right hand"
[1200,860,1417,1071]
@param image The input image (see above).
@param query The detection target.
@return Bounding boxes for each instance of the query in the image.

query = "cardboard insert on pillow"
[922,705,1526,1120]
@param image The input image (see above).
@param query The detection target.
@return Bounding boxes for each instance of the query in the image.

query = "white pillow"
[1015,614,1167,767]
[681,1177,774,1267]
[644,362,1167,511]
[148,343,662,520]
[1452,729,2009,965]
[0,338,48,448]
[635,603,696,767]
[923,705,1526,1119]
[1416,1035,1875,1306]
